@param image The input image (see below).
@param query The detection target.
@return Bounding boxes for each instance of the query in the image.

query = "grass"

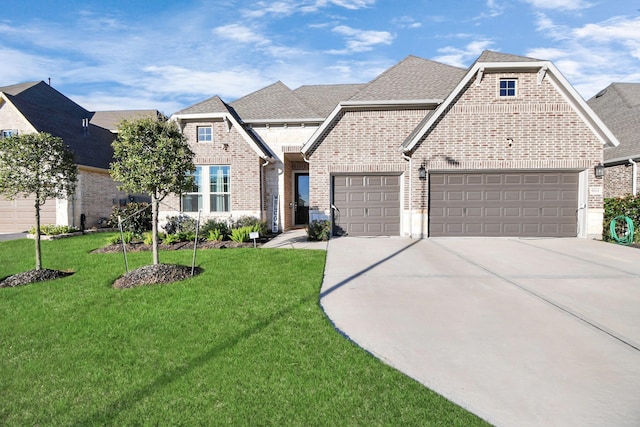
[0,233,488,426]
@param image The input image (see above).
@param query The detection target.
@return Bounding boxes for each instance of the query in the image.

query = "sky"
[1,0,639,115]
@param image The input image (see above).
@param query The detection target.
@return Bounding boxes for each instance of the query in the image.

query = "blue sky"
[1,0,638,115]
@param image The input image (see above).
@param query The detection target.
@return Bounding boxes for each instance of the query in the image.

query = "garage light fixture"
[594,163,605,179]
[418,163,427,180]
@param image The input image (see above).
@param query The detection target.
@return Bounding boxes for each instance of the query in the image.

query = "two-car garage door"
[429,171,579,237]
[331,171,579,238]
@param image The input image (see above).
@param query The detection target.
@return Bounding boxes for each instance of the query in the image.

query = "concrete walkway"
[262,228,328,250]
[320,237,640,427]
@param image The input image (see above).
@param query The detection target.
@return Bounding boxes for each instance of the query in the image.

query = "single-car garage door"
[430,171,579,237]
[333,174,400,236]
[0,196,56,233]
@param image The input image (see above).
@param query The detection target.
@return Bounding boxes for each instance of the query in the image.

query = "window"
[1,129,17,139]
[209,166,230,212]
[499,79,517,97]
[182,167,203,212]
[182,165,230,212]
[197,126,212,142]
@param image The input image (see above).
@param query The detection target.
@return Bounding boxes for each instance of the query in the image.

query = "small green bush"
[109,202,152,234]
[162,233,181,245]
[163,215,197,235]
[107,231,137,245]
[29,225,80,236]
[307,220,331,241]
[200,218,230,240]
[230,226,253,243]
[603,195,640,243]
[231,216,268,236]
[142,232,155,245]
[207,229,224,241]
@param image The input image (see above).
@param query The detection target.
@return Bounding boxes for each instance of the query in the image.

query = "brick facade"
[162,118,264,221]
[604,164,634,198]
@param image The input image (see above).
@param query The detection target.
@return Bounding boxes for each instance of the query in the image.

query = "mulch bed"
[0,269,74,288]
[91,240,258,254]
[113,264,203,289]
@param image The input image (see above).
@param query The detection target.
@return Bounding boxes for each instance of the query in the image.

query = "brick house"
[0,81,158,232]
[170,51,618,239]
[587,83,640,198]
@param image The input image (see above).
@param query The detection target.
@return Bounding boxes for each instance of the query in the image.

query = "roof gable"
[402,53,619,152]
[174,95,230,115]
[476,50,541,63]
[588,83,640,162]
[349,55,466,101]
[230,81,320,121]
[1,81,115,169]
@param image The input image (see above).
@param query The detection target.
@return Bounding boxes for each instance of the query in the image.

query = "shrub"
[163,215,197,236]
[231,216,268,236]
[162,233,181,245]
[207,229,224,241]
[307,220,331,241]
[603,195,640,243]
[200,218,230,240]
[230,226,253,243]
[29,225,80,236]
[107,231,137,245]
[108,202,152,234]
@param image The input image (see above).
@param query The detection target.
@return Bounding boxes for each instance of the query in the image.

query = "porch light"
[418,164,427,180]
[594,163,605,178]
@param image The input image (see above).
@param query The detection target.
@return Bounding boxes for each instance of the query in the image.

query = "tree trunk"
[34,198,42,270]
[152,194,160,265]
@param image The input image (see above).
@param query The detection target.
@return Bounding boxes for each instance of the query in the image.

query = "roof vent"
[82,118,89,136]
[595,88,607,98]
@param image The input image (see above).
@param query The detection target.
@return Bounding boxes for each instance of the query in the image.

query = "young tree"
[110,118,194,265]
[0,132,77,270]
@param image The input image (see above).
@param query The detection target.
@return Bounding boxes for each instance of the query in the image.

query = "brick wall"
[162,118,263,221]
[604,164,633,198]
[307,109,428,213]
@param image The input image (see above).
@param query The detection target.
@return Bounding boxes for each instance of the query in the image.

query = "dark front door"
[295,173,309,225]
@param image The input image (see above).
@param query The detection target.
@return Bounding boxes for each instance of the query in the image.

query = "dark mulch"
[0,269,74,288]
[92,240,255,254]
[113,264,203,289]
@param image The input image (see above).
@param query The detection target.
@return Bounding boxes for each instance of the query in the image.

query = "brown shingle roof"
[90,110,162,131]
[349,55,466,101]
[588,83,640,162]
[1,81,115,170]
[293,83,366,117]
[230,81,321,121]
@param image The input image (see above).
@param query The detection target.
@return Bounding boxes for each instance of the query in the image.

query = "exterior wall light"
[594,163,605,178]
[418,164,427,180]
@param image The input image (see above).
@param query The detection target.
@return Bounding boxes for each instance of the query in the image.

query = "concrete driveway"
[320,237,640,427]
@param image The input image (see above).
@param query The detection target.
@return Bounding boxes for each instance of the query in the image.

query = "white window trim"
[499,78,517,97]
[197,126,213,143]
[182,165,231,213]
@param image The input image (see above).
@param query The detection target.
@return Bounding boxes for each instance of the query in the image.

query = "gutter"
[629,158,638,196]
[401,153,413,238]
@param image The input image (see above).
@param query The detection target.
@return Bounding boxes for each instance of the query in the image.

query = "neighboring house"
[170,50,618,239]
[0,81,157,232]
[587,83,640,198]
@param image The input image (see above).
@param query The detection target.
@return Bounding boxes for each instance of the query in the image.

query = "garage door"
[429,171,578,237]
[333,174,400,236]
[0,196,56,233]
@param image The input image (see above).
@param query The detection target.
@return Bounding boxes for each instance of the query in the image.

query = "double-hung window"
[182,165,230,212]
[499,79,517,97]
[209,166,230,212]
[182,166,203,212]
[197,126,212,143]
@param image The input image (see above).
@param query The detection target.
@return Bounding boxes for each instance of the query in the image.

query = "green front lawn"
[0,234,487,426]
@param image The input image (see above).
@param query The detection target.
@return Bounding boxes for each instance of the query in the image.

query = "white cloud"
[327,25,394,54]
[521,0,592,10]
[392,16,422,29]
[434,40,494,68]
[212,24,270,45]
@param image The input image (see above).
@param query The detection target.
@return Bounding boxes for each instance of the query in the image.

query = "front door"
[295,173,309,225]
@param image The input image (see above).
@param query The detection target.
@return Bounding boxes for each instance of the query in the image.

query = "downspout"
[629,158,637,196]
[261,158,271,222]
[401,152,413,238]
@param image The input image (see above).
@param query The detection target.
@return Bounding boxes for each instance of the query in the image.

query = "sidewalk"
[262,229,328,250]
